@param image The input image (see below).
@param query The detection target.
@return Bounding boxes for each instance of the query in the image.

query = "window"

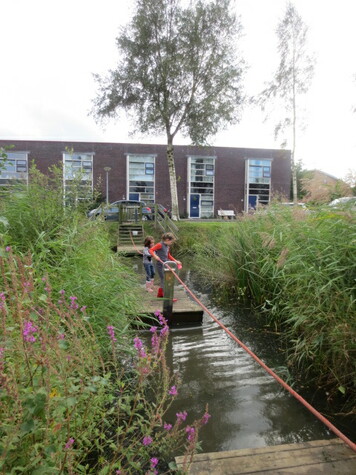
[245,159,272,210]
[188,156,215,218]
[0,151,29,187]
[63,152,93,201]
[127,155,155,203]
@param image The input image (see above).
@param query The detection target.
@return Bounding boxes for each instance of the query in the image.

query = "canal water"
[133,257,337,453]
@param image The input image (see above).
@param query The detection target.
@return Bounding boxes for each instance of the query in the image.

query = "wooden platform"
[139,286,203,326]
[116,245,140,256]
[175,439,356,474]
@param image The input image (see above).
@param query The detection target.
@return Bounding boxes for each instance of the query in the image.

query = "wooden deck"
[175,439,356,474]
[138,285,203,326]
[116,244,140,256]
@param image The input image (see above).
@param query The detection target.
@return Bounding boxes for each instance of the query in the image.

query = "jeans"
[144,263,155,281]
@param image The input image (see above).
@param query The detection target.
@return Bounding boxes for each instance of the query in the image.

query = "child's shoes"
[145,281,154,292]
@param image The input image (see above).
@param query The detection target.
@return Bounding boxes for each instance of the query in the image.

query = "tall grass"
[177,207,356,406]
[0,167,211,471]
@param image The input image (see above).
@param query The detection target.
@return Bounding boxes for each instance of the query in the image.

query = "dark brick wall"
[0,139,291,214]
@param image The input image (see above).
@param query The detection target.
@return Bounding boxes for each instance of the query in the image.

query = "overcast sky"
[1,0,355,179]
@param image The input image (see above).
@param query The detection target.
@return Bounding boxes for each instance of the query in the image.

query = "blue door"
[248,195,258,209]
[190,194,200,218]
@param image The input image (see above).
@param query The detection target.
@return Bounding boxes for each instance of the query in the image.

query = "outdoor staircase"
[117,224,144,246]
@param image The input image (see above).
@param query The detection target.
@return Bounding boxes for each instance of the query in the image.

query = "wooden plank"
[138,286,203,326]
[175,439,356,474]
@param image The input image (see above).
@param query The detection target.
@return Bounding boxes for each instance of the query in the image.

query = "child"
[149,232,182,298]
[143,236,155,292]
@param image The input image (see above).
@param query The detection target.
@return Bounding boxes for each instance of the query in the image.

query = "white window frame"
[126,154,156,203]
[0,151,29,187]
[187,155,216,218]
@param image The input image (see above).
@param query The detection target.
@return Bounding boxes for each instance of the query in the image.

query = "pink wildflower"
[65,437,75,449]
[0,292,6,309]
[57,333,65,340]
[80,306,87,312]
[150,326,157,333]
[5,246,11,252]
[150,457,159,468]
[201,412,211,425]
[134,336,143,350]
[107,325,117,342]
[169,385,178,396]
[164,422,172,431]
[142,435,153,446]
[59,289,65,295]
[23,320,38,342]
[176,411,187,423]
[185,426,195,441]
[151,333,159,353]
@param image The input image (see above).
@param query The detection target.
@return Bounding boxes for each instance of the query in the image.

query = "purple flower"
[107,325,117,342]
[160,325,169,337]
[151,333,159,352]
[134,337,143,350]
[23,320,38,342]
[0,292,6,309]
[57,333,65,340]
[142,435,153,446]
[164,422,172,431]
[176,411,187,423]
[80,306,87,312]
[150,457,159,468]
[202,412,211,425]
[5,246,11,252]
[139,348,147,358]
[150,326,157,333]
[169,385,178,396]
[65,437,75,449]
[185,425,195,441]
[59,289,65,295]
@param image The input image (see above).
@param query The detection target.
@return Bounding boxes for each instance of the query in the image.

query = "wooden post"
[163,261,177,320]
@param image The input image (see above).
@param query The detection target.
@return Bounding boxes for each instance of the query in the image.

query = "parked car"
[88,200,151,221]
[328,197,356,208]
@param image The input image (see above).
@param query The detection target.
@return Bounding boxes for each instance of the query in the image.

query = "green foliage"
[92,0,245,145]
[0,168,211,471]
[256,1,315,202]
[0,252,210,472]
[176,207,356,406]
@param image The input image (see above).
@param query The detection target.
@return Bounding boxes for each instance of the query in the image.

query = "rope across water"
[130,232,356,452]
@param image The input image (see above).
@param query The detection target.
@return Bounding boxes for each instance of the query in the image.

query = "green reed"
[177,207,356,405]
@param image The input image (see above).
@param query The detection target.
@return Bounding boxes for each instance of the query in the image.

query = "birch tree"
[91,0,245,220]
[258,1,315,203]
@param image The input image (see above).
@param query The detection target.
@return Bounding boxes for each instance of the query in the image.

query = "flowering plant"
[0,251,210,473]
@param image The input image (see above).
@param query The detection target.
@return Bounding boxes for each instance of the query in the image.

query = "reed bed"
[177,207,356,407]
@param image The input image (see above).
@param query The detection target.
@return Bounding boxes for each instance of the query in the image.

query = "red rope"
[167,265,356,452]
[134,248,355,451]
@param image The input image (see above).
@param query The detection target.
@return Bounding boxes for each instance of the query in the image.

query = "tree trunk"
[166,141,180,221]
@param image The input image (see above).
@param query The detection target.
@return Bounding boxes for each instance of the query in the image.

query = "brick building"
[0,140,291,217]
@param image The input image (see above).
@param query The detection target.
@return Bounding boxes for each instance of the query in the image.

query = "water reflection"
[133,257,333,453]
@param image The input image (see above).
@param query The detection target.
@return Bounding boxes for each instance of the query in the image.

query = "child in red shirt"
[149,232,181,298]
